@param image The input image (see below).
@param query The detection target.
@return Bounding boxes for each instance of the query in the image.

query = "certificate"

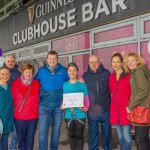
[62,93,84,108]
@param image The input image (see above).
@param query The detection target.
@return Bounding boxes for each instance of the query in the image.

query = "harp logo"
[28,4,35,24]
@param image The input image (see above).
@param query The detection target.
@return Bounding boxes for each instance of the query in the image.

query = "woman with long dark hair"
[109,53,132,150]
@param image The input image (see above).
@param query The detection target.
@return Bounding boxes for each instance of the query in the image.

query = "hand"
[78,106,87,112]
[126,107,131,113]
[78,78,85,83]
[60,105,65,110]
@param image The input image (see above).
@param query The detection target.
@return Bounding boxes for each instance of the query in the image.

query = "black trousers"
[65,119,86,150]
[15,119,38,150]
[135,126,150,150]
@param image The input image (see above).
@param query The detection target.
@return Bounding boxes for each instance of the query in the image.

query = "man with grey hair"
[4,54,21,150]
[83,55,112,150]
[4,54,21,85]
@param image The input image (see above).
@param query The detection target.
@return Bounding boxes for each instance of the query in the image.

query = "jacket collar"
[87,64,105,74]
[44,63,61,74]
[3,63,19,72]
[114,70,128,79]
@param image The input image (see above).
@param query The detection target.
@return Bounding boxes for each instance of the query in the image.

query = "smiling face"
[112,56,122,72]
[0,68,10,84]
[5,55,16,69]
[67,66,78,80]
[47,54,58,68]
[127,56,138,70]
[22,69,33,81]
[89,55,100,73]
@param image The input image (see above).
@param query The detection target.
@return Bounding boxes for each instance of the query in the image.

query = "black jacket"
[83,64,111,116]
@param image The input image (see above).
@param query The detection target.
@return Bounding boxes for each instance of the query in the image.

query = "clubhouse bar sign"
[13,0,128,45]
[1,0,150,51]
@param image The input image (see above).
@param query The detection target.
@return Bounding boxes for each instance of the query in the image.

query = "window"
[92,20,137,48]
[52,32,90,53]
[73,53,90,77]
[92,43,138,72]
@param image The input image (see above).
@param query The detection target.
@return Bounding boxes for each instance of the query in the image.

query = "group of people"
[0,50,149,150]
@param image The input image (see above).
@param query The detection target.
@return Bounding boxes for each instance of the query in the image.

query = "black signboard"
[0,0,150,52]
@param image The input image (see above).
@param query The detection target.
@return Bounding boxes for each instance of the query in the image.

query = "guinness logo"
[28,4,35,24]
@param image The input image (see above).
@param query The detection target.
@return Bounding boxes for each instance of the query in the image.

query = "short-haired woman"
[125,52,150,150]
[0,67,13,150]
[61,62,90,150]
[12,64,40,150]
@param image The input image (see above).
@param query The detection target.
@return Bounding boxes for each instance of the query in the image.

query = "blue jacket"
[35,63,69,110]
[0,85,14,134]
[4,63,21,86]
[83,64,111,116]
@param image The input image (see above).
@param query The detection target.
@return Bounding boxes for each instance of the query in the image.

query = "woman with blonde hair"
[125,52,150,150]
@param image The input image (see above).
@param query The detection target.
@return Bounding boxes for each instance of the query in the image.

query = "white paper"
[62,93,84,108]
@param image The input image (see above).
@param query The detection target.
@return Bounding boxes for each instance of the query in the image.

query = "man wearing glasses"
[83,55,112,150]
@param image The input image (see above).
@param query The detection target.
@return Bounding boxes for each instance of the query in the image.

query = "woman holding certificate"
[61,62,90,150]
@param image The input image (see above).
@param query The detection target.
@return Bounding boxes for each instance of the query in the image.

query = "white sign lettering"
[13,0,128,45]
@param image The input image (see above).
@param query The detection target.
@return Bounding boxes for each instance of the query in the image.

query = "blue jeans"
[38,107,63,150]
[115,125,132,150]
[0,133,9,150]
[10,126,17,149]
[88,111,112,150]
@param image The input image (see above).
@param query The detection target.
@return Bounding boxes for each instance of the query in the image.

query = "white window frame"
[32,41,50,58]
[91,19,137,48]
[140,15,150,40]
[17,47,31,61]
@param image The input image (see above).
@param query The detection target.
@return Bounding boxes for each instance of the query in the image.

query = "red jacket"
[12,77,40,120]
[109,72,131,125]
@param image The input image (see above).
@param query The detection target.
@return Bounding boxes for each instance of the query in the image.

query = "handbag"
[127,96,150,125]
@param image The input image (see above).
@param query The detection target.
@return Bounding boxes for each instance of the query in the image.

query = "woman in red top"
[12,64,40,150]
[109,53,132,150]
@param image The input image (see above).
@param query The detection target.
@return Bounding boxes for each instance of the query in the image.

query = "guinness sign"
[28,4,35,24]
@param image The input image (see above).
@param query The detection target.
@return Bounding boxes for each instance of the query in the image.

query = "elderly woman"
[12,64,40,150]
[125,52,150,150]
[0,66,13,150]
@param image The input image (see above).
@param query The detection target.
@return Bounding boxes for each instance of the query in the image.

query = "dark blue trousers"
[15,119,38,150]
[88,112,112,150]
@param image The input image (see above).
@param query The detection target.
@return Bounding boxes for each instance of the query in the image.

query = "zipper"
[96,75,99,102]
[116,80,120,124]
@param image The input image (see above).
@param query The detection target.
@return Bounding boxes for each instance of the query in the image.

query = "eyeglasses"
[89,61,99,64]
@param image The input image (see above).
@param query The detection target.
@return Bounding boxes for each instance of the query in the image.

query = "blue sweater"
[35,63,69,110]
[63,81,88,119]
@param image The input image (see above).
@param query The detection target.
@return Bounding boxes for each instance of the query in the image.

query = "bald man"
[4,54,21,150]
[83,55,112,150]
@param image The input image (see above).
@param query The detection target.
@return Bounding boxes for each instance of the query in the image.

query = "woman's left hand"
[78,78,85,83]
[78,106,87,112]
[126,107,131,113]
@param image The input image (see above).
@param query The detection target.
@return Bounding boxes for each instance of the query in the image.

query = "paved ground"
[9,119,137,150]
